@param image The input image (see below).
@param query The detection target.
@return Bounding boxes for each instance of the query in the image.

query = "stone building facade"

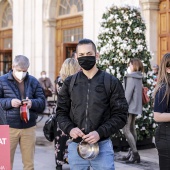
[0,0,169,81]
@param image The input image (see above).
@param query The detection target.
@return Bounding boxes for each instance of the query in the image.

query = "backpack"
[69,71,111,97]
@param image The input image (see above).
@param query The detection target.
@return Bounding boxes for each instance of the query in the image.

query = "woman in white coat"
[122,58,143,164]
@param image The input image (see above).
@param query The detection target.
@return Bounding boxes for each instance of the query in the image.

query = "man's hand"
[11,99,22,108]
[82,131,100,144]
[24,97,32,109]
[69,127,85,139]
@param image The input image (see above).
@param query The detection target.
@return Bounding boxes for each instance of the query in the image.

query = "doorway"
[158,0,170,63]
[55,0,83,76]
[0,29,12,75]
[64,43,77,59]
[0,51,12,75]
[55,15,83,76]
[0,3,13,75]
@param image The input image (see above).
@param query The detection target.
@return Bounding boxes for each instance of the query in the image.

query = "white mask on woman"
[127,67,132,74]
[15,71,27,80]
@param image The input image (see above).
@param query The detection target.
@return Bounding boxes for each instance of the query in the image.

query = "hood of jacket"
[126,71,143,79]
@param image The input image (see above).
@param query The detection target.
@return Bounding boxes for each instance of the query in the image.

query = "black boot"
[121,148,132,161]
[56,165,62,170]
[126,152,140,164]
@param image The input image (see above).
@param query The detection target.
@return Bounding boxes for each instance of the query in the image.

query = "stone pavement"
[13,115,159,170]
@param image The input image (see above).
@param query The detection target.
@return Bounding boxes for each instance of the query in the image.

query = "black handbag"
[43,114,55,142]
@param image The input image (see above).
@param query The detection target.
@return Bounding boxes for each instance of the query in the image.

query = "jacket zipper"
[85,80,90,133]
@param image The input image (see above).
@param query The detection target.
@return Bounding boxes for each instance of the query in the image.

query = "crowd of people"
[0,38,169,170]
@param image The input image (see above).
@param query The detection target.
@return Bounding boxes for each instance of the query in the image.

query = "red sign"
[0,125,11,170]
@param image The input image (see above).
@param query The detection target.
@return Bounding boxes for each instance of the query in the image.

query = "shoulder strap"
[69,72,78,94]
[124,77,127,90]
[104,72,111,97]
[44,79,47,89]
[69,71,110,96]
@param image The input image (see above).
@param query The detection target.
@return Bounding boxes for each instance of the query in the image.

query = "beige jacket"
[38,77,54,91]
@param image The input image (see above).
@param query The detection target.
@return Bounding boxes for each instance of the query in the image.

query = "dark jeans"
[155,123,170,170]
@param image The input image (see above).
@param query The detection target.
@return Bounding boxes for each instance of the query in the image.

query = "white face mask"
[127,67,132,74]
[42,75,46,79]
[15,71,27,80]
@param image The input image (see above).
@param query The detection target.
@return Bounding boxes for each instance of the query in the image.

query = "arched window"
[59,0,83,16]
[2,4,13,28]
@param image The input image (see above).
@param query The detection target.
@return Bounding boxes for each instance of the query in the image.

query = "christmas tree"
[97,4,157,141]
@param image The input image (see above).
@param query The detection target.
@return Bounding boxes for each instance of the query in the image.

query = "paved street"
[13,115,159,170]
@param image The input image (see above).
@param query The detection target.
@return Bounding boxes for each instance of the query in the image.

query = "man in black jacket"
[0,55,45,170]
[56,39,128,170]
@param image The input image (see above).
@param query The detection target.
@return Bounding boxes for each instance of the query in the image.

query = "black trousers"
[54,122,69,167]
[155,123,170,170]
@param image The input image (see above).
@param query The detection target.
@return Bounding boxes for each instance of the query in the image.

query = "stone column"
[84,0,116,43]
[12,0,25,56]
[7,0,13,7]
[13,0,44,77]
[140,0,160,65]
[43,19,56,81]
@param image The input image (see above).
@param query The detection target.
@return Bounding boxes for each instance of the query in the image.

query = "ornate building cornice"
[140,0,160,10]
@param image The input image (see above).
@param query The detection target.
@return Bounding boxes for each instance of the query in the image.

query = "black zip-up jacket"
[56,70,128,141]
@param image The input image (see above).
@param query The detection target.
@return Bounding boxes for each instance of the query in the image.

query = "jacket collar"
[7,70,29,81]
[125,71,143,79]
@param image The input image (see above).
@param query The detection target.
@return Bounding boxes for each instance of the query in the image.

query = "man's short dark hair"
[76,38,96,54]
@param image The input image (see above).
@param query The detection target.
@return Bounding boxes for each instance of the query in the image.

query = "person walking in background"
[38,70,54,98]
[153,53,170,170]
[152,64,159,82]
[54,57,80,170]
[56,38,128,170]
[0,55,45,170]
[121,58,143,164]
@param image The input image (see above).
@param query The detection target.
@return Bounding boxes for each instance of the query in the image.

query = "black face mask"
[77,56,96,71]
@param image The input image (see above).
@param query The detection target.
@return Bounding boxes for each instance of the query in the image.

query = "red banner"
[0,125,11,170]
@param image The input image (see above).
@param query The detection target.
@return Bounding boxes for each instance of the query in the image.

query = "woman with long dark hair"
[153,53,170,170]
